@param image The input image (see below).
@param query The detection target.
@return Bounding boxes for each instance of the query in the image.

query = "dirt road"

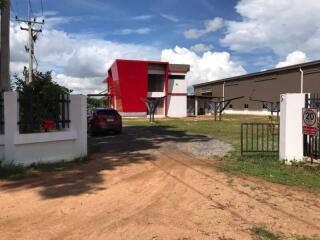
[1,126,319,240]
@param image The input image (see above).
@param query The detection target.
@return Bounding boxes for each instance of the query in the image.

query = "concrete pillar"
[3,91,19,163]
[195,96,198,116]
[279,93,306,164]
[70,95,87,159]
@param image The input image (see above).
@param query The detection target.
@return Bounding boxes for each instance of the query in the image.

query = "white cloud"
[184,17,224,39]
[276,51,309,68]
[10,19,160,94]
[161,46,246,86]
[53,73,105,95]
[114,28,152,35]
[132,15,153,20]
[160,13,179,22]
[222,0,320,58]
[190,43,213,53]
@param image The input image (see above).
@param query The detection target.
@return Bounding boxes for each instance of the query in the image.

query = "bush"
[14,71,72,133]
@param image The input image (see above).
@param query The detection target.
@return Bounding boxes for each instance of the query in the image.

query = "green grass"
[0,157,88,180]
[251,226,280,240]
[124,115,320,191]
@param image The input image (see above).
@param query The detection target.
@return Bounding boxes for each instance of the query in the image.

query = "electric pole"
[16,14,44,83]
[0,0,10,91]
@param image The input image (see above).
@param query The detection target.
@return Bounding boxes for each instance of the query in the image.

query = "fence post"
[3,91,19,163]
[70,95,87,159]
[279,93,306,164]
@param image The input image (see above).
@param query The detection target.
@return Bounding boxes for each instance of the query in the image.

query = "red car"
[88,108,122,135]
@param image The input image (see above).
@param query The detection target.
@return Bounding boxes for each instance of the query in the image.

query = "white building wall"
[167,95,187,117]
[167,76,187,117]
[168,78,186,93]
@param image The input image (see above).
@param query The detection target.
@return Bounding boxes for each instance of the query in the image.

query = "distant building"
[192,60,320,115]
[106,59,190,117]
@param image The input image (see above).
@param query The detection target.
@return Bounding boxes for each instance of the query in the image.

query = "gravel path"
[176,133,233,159]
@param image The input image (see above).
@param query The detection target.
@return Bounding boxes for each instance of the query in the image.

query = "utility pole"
[16,15,44,83]
[0,0,10,91]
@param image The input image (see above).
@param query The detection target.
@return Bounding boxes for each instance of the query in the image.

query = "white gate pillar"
[195,96,198,116]
[279,93,306,164]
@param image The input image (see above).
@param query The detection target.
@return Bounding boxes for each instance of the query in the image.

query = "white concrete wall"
[147,92,165,98]
[1,92,87,166]
[279,93,305,163]
[224,109,274,116]
[167,95,187,117]
[168,78,186,93]
[167,77,187,117]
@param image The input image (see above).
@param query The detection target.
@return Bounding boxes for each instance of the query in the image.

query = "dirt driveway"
[0,125,320,240]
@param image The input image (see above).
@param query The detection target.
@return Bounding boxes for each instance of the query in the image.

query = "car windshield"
[97,110,118,116]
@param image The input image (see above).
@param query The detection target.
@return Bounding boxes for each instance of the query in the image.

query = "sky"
[9,0,320,94]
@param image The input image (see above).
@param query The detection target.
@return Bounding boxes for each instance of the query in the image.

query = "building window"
[148,74,165,92]
[244,104,249,109]
[229,104,233,109]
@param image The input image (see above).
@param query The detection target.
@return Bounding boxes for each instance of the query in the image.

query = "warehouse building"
[192,60,320,115]
[106,59,190,117]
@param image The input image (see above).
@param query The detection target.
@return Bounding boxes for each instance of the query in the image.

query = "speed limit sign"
[302,108,318,136]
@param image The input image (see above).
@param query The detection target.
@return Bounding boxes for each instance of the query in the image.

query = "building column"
[195,96,198,116]
[279,93,305,164]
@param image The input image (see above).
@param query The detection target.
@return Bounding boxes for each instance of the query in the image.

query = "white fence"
[0,91,87,166]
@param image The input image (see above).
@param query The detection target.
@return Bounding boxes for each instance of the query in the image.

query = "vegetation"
[124,115,320,191]
[251,226,280,240]
[14,71,71,133]
[87,97,107,109]
[14,71,71,95]
[0,158,88,180]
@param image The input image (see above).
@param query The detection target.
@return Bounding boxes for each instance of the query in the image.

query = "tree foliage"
[14,71,71,96]
[14,71,72,133]
[87,97,107,109]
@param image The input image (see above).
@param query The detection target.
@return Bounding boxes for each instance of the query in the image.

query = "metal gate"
[304,94,320,159]
[241,122,280,155]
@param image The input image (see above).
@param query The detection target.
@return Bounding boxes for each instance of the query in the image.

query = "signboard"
[302,108,318,136]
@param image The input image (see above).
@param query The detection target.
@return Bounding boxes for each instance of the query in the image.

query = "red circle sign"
[303,109,317,126]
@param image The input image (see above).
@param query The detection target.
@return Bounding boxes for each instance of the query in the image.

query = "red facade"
[106,59,169,115]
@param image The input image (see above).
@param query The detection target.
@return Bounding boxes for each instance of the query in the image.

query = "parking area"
[0,125,320,240]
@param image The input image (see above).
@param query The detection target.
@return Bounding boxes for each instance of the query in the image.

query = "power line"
[28,0,35,19]
[40,0,44,18]
[10,0,18,19]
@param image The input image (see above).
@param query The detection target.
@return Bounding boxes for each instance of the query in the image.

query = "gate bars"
[241,123,280,155]
[304,93,320,161]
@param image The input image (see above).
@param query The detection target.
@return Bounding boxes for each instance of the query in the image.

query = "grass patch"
[251,226,280,240]
[124,116,320,191]
[0,157,88,180]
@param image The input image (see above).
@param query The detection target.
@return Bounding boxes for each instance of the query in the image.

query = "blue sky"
[9,0,320,93]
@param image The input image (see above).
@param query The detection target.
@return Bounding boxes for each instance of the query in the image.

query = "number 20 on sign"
[302,108,318,136]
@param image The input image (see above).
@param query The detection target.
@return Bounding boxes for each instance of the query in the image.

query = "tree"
[14,70,71,95]
[14,71,72,133]
[87,97,107,109]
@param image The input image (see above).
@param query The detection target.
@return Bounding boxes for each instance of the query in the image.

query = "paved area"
[0,125,319,240]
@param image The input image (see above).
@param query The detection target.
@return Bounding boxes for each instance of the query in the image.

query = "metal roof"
[193,59,320,88]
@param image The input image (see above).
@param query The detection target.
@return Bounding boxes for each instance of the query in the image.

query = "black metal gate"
[304,94,320,159]
[241,122,280,155]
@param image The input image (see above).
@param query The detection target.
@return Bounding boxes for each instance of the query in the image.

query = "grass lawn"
[124,115,320,191]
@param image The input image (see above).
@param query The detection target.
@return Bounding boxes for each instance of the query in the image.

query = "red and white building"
[105,59,190,117]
